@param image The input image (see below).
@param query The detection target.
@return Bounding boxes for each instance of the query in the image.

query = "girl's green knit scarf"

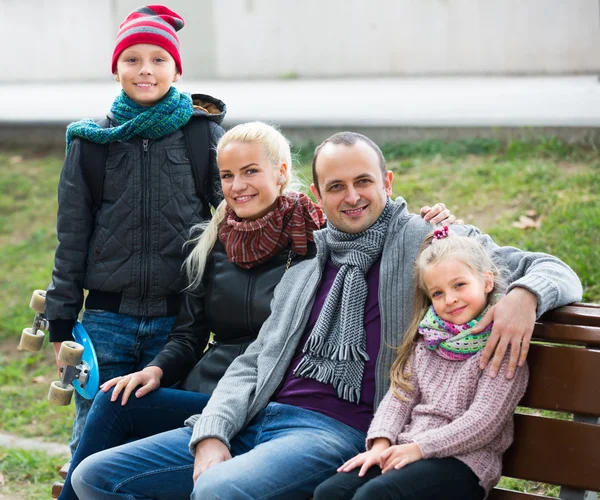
[65,86,193,152]
[418,305,493,361]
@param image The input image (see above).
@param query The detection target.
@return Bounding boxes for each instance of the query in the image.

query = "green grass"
[0,349,74,443]
[0,447,69,499]
[0,139,597,496]
[498,476,560,498]
[385,154,599,301]
[0,151,62,342]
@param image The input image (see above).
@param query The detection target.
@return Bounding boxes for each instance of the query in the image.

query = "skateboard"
[18,289,100,406]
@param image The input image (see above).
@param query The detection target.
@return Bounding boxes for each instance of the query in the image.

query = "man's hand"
[473,288,538,379]
[380,442,423,473]
[100,366,163,405]
[337,438,391,477]
[52,342,64,378]
[193,438,232,483]
[420,203,464,226]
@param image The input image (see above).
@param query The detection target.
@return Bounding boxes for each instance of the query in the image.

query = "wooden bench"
[489,303,600,500]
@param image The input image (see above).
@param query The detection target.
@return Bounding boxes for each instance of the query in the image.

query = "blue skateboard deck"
[71,321,100,399]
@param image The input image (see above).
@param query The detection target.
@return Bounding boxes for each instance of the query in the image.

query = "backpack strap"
[80,118,110,215]
[182,116,213,218]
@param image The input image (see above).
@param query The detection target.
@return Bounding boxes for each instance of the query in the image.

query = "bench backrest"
[489,303,600,500]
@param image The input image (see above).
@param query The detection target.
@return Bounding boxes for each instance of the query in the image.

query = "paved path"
[0,431,69,457]
[1,76,599,127]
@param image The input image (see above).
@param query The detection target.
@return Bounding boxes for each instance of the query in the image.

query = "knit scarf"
[418,305,493,360]
[294,199,393,403]
[65,86,194,152]
[218,193,325,269]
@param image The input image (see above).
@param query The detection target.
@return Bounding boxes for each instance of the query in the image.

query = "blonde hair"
[184,122,297,288]
[389,232,506,401]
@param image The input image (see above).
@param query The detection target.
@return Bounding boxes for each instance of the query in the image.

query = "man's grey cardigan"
[185,198,582,453]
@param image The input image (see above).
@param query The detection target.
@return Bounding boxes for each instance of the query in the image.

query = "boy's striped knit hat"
[112,5,185,74]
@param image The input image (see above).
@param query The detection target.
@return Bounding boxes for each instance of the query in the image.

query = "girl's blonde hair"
[184,121,297,288]
[389,232,506,401]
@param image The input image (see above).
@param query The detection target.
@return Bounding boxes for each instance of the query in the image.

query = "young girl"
[44,4,225,457]
[314,226,529,500]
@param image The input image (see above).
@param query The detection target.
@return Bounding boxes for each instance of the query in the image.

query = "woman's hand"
[380,442,423,473]
[100,366,163,405]
[420,203,464,226]
[337,438,391,477]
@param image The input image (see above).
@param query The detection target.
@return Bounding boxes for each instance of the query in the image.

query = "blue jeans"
[59,387,210,500]
[71,402,366,499]
[71,310,175,455]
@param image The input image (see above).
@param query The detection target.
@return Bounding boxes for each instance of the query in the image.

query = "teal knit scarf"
[65,86,193,152]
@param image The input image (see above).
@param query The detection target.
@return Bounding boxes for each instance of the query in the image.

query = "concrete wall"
[213,0,600,77]
[2,0,114,82]
[1,0,599,82]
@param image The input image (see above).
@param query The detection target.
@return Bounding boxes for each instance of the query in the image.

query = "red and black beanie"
[112,5,185,74]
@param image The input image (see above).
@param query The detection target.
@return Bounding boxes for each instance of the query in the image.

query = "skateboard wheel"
[58,461,70,479]
[29,289,47,314]
[57,341,84,366]
[48,381,74,406]
[51,481,64,498]
[19,327,45,352]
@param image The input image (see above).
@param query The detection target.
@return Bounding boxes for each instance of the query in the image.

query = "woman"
[59,122,456,499]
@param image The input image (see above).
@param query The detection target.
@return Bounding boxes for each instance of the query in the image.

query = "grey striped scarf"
[294,199,392,403]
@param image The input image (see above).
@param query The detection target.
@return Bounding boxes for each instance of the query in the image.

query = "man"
[73,132,582,499]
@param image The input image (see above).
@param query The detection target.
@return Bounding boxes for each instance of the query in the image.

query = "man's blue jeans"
[59,387,210,500]
[71,402,367,499]
[71,310,175,455]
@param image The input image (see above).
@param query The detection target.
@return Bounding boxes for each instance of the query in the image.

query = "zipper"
[245,272,253,333]
[140,139,150,314]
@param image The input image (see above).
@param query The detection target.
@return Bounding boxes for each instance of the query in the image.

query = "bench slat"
[501,414,600,491]
[539,303,600,328]
[532,323,600,347]
[520,344,600,415]
[489,489,555,500]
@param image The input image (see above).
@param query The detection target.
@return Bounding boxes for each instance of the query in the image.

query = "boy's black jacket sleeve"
[45,139,95,342]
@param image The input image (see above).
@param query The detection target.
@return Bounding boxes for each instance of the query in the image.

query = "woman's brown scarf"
[218,193,325,269]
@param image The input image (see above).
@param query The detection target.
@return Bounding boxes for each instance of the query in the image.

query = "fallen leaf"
[32,376,46,384]
[526,209,537,217]
[512,215,541,230]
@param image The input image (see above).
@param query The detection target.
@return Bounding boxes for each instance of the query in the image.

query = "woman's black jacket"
[146,240,316,387]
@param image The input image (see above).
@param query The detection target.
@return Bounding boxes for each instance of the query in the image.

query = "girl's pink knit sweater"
[367,342,529,494]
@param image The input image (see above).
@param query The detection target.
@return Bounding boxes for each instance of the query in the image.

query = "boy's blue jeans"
[71,402,366,499]
[71,310,175,455]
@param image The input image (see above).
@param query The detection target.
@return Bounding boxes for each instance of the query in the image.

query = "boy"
[45,5,226,458]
